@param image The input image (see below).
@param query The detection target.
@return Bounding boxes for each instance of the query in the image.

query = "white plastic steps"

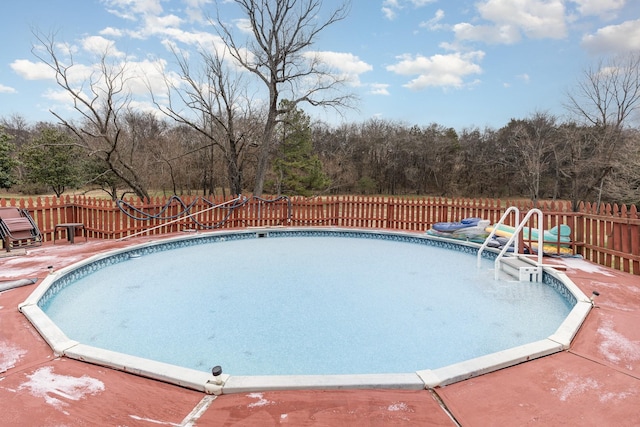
[499,257,542,282]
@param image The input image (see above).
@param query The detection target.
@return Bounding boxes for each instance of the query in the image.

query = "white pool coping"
[18,227,592,394]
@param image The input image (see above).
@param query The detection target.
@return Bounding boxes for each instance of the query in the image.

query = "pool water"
[42,234,573,376]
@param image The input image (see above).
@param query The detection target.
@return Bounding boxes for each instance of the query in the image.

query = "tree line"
[1,106,638,210]
[0,0,638,210]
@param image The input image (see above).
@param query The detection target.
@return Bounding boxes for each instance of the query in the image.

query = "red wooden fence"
[2,195,638,275]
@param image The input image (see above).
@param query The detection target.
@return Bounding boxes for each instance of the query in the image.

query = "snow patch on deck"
[600,302,636,312]
[560,259,615,277]
[599,390,638,403]
[247,392,274,408]
[597,318,640,370]
[551,370,600,401]
[589,279,640,294]
[388,402,412,412]
[0,341,27,373]
[0,254,84,278]
[17,366,105,413]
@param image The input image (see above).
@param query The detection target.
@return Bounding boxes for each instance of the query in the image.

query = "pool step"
[499,257,543,282]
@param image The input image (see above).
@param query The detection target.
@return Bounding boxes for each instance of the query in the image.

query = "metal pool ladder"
[477,207,544,282]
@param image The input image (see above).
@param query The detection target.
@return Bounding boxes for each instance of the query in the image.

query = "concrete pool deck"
[1,235,639,426]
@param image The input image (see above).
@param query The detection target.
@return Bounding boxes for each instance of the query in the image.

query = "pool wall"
[18,227,592,394]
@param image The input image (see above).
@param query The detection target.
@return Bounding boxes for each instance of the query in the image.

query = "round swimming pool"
[40,229,572,371]
[21,228,591,393]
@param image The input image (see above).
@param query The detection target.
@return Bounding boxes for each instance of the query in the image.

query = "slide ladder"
[477,207,544,282]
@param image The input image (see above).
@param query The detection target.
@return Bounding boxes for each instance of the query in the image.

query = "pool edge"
[18,227,591,395]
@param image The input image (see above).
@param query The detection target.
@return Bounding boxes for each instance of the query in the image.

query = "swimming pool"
[20,228,593,394]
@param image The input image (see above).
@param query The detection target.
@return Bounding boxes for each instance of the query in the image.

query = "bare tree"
[0,114,31,150]
[602,129,640,205]
[215,0,354,196]
[153,44,257,195]
[415,124,461,196]
[311,121,359,193]
[456,126,503,197]
[31,30,151,201]
[1,114,34,184]
[500,113,557,206]
[564,52,640,207]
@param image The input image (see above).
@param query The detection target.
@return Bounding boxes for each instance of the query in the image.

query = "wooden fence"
[1,195,638,275]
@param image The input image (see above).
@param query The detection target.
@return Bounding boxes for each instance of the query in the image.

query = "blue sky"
[1,0,639,131]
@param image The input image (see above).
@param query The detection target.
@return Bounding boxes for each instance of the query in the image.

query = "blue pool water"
[42,233,573,376]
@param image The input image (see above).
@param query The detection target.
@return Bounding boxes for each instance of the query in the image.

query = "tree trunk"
[253,108,277,196]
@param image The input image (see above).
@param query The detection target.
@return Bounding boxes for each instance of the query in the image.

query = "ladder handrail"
[477,206,520,268]
[493,208,544,280]
[117,195,246,241]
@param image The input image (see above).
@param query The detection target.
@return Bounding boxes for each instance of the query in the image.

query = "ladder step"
[500,257,534,269]
[499,257,542,282]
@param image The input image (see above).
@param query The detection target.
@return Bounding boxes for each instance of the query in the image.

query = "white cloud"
[410,0,435,5]
[313,52,373,74]
[40,88,90,118]
[308,51,373,86]
[382,7,396,20]
[33,56,173,117]
[100,27,124,37]
[183,0,212,23]
[128,99,165,118]
[454,22,522,44]
[387,51,484,90]
[235,18,254,34]
[103,0,164,20]
[124,58,169,95]
[382,0,435,20]
[82,36,125,57]
[144,14,184,35]
[0,84,17,94]
[102,0,185,41]
[454,0,568,45]
[570,0,626,17]
[163,28,222,48]
[10,60,56,81]
[43,87,76,104]
[118,14,184,40]
[52,42,79,58]
[420,9,446,31]
[479,0,567,38]
[370,83,390,95]
[582,19,640,54]
[12,54,167,104]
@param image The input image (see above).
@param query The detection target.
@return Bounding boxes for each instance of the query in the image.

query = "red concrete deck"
[1,237,639,426]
